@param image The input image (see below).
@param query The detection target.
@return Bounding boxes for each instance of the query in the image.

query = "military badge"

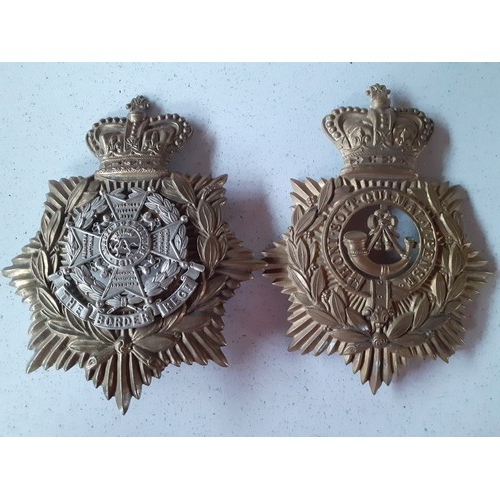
[4,96,260,413]
[264,84,488,393]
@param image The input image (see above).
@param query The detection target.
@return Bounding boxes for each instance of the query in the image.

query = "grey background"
[0,62,498,436]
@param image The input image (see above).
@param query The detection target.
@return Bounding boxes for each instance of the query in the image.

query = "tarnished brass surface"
[4,96,261,413]
[264,84,488,393]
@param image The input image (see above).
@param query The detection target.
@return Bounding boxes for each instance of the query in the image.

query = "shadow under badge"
[264,84,488,394]
[4,96,261,413]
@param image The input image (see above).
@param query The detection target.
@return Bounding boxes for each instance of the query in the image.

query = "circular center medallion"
[322,187,438,294]
[100,220,150,267]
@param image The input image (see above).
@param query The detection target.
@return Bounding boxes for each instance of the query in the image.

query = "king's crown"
[323,84,434,179]
[87,96,192,180]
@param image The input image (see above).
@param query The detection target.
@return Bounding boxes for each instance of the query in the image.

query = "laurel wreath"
[40,176,229,344]
[142,192,188,296]
[15,172,239,411]
[286,178,484,359]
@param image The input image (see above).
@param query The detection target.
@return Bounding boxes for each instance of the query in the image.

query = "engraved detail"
[264,85,488,394]
[51,187,202,329]
[324,189,436,291]
[100,220,150,267]
[87,96,192,180]
[323,83,434,179]
[2,96,262,414]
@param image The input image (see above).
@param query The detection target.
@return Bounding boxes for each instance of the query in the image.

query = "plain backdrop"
[0,62,498,436]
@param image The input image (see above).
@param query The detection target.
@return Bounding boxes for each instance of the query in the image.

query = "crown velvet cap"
[323,84,434,179]
[87,96,192,181]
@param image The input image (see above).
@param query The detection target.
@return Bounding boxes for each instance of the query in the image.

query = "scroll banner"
[50,264,202,330]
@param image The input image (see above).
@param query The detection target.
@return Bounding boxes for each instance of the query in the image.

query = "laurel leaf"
[288,268,310,295]
[413,294,430,329]
[79,180,99,206]
[336,184,355,199]
[37,288,61,318]
[331,329,371,343]
[329,290,347,325]
[309,213,326,232]
[387,312,414,339]
[88,323,115,344]
[48,319,79,337]
[45,210,64,251]
[287,241,301,270]
[161,260,178,275]
[197,200,216,233]
[449,243,465,276]
[346,308,370,332]
[31,249,49,285]
[296,239,310,268]
[63,308,88,335]
[317,180,334,212]
[134,335,177,353]
[145,201,158,212]
[146,286,163,297]
[293,292,314,307]
[160,181,188,205]
[51,252,59,274]
[171,172,196,205]
[292,205,305,226]
[418,314,449,333]
[71,266,84,283]
[430,272,447,308]
[132,321,162,341]
[147,193,163,206]
[307,307,342,329]
[40,212,50,240]
[439,212,462,243]
[105,298,122,308]
[196,274,227,308]
[200,234,221,272]
[448,272,467,301]
[174,233,183,251]
[425,183,442,213]
[310,267,326,301]
[69,339,109,354]
[78,283,93,294]
[295,207,317,235]
[391,333,427,347]
[66,179,89,211]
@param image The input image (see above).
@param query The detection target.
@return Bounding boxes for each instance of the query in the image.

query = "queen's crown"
[87,96,192,180]
[323,84,434,179]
